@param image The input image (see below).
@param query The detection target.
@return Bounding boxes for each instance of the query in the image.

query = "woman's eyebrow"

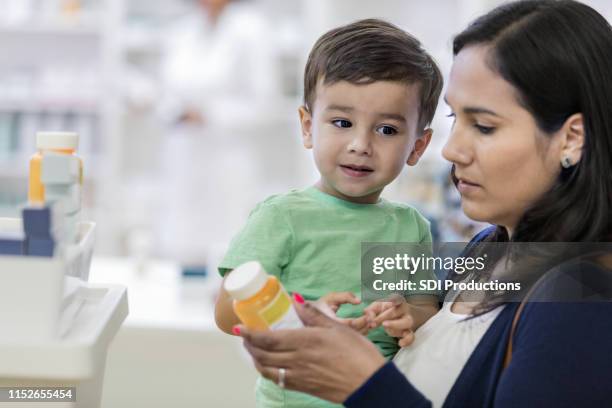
[462,106,501,117]
[443,96,501,117]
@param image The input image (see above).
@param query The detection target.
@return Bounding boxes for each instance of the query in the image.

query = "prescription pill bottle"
[28,131,83,204]
[225,261,303,331]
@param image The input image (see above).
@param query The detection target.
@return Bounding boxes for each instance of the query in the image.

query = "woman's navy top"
[345,228,612,407]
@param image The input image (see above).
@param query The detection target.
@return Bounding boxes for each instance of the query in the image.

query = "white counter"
[89,256,256,408]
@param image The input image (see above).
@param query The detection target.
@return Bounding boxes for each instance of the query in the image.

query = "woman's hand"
[236,298,386,403]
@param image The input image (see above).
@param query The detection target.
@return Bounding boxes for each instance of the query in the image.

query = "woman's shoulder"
[528,258,612,302]
[515,259,612,343]
[470,226,497,243]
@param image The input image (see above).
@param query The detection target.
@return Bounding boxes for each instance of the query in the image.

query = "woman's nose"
[442,127,472,165]
[347,130,372,156]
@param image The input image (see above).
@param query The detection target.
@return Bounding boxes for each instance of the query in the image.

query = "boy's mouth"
[340,164,374,177]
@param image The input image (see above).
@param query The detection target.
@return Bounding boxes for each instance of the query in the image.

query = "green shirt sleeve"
[218,200,293,278]
[417,212,433,244]
[407,211,440,297]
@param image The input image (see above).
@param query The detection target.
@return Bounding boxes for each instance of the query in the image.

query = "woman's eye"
[332,119,352,128]
[446,112,457,127]
[377,125,398,136]
[474,124,496,135]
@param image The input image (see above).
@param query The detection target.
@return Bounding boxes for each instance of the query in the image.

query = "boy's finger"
[373,305,403,326]
[353,317,371,335]
[364,302,396,327]
[382,315,414,332]
[364,301,394,314]
[322,292,361,307]
[385,293,407,307]
[398,331,415,347]
[351,315,368,329]
[363,302,383,315]
[363,303,382,325]
[383,326,403,338]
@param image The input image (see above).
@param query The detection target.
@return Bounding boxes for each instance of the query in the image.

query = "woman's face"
[442,45,563,233]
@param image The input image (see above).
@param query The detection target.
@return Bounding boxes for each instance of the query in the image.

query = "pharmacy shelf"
[0,0,125,255]
[0,22,102,37]
[0,102,99,114]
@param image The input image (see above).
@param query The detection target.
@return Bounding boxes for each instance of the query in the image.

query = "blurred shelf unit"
[0,0,122,224]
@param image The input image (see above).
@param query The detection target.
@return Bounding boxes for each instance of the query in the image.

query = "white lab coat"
[157,3,281,264]
[160,2,279,126]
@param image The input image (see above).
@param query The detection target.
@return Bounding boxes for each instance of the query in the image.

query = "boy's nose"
[347,131,372,156]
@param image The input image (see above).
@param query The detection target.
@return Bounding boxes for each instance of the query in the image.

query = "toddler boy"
[215,18,443,408]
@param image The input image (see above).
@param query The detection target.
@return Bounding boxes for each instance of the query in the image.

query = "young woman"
[235,1,612,406]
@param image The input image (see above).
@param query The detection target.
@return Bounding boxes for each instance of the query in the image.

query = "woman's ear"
[559,113,584,167]
[299,105,313,149]
[407,128,433,166]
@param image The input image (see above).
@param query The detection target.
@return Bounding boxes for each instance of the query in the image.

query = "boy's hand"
[317,291,361,313]
[313,292,370,335]
[364,295,416,347]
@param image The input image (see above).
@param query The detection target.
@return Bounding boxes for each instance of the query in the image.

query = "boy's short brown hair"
[303,19,443,130]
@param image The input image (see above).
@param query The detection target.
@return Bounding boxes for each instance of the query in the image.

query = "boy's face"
[299,80,432,204]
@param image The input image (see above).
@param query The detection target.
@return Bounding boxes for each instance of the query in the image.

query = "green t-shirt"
[219,186,436,407]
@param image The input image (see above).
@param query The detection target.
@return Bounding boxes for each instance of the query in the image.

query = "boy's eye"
[332,119,352,128]
[474,124,496,135]
[376,125,398,136]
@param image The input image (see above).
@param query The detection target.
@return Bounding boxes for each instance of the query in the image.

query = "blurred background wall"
[1,0,610,259]
[0,1,610,407]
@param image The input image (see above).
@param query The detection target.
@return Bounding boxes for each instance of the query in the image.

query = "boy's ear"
[406,128,433,166]
[298,105,313,149]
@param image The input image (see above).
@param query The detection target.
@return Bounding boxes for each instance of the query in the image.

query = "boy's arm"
[215,273,241,335]
[214,200,293,334]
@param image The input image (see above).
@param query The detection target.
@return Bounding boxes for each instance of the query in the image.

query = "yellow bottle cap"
[225,261,269,301]
[36,131,79,150]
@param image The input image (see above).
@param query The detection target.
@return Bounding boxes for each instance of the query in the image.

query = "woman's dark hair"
[451,0,612,313]
[453,0,612,243]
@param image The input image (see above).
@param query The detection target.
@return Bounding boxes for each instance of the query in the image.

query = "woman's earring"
[561,156,572,168]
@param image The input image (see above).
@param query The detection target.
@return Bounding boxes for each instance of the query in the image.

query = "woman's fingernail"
[232,326,241,335]
[293,292,305,304]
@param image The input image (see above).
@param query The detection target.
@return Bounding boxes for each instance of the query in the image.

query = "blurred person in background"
[157,0,280,271]
[160,0,278,126]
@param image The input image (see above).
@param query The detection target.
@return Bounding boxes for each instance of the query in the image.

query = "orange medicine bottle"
[28,131,83,204]
[225,261,303,331]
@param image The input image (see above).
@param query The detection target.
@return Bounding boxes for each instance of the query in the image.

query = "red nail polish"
[293,292,305,304]
[232,326,241,335]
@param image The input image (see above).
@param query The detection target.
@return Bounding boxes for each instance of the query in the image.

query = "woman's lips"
[457,179,482,194]
[340,164,373,178]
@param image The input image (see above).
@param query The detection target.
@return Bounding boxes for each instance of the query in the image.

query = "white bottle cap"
[36,131,79,150]
[224,261,269,301]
